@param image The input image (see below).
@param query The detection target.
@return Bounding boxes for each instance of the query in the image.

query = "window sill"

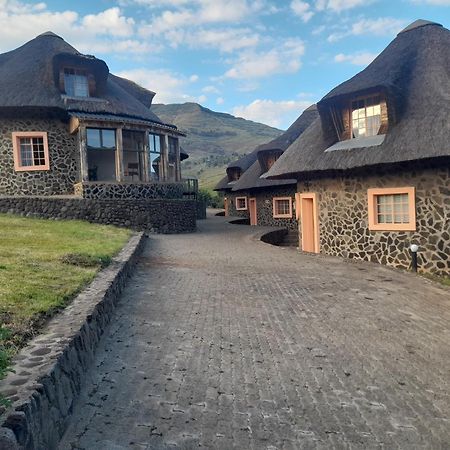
[325,134,386,152]
[273,214,292,219]
[15,166,50,172]
[369,223,416,232]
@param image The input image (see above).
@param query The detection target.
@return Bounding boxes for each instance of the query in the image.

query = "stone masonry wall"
[0,196,197,233]
[225,192,249,219]
[297,165,450,275]
[253,186,298,231]
[75,182,185,200]
[0,118,79,196]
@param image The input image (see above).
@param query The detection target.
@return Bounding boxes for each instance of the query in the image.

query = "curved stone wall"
[0,118,79,196]
[297,165,450,275]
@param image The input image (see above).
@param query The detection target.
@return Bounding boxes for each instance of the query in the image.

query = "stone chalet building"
[265,20,449,275]
[215,105,318,246]
[0,32,197,233]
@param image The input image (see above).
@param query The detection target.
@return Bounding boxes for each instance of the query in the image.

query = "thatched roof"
[232,105,318,191]
[265,20,450,180]
[0,32,177,131]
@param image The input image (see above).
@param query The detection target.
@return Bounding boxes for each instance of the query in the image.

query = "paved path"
[59,215,450,449]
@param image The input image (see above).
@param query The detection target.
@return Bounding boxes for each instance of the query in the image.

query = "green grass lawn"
[0,214,131,389]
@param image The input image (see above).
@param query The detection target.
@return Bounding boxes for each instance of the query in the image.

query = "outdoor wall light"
[410,244,419,272]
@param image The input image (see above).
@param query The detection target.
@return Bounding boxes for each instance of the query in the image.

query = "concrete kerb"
[0,232,146,450]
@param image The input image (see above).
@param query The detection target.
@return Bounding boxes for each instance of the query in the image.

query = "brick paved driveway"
[60,214,450,449]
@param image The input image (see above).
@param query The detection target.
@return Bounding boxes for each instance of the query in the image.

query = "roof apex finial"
[398,19,442,35]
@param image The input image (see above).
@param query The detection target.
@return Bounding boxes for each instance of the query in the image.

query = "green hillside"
[152,103,283,189]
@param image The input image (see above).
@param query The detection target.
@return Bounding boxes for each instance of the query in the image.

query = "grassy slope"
[152,103,283,189]
[0,215,131,386]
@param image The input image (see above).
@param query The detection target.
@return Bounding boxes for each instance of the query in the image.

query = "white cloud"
[291,0,314,22]
[81,7,135,37]
[224,38,305,79]
[216,97,224,104]
[334,51,378,65]
[0,1,154,54]
[202,85,220,94]
[315,0,371,11]
[327,17,407,42]
[190,74,199,82]
[232,99,313,128]
[115,68,202,104]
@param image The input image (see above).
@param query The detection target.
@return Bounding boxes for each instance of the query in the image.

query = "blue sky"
[1,0,449,129]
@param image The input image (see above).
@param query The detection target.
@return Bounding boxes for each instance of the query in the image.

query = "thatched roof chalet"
[265,20,450,180]
[0,32,180,134]
[214,104,318,192]
[232,105,318,191]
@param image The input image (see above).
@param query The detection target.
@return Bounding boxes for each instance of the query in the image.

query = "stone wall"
[75,181,185,200]
[0,234,145,450]
[225,193,249,219]
[0,196,197,233]
[253,186,298,231]
[297,165,450,275]
[0,117,79,196]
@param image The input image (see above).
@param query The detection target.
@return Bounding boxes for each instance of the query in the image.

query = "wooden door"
[249,198,257,226]
[299,193,319,253]
[224,197,229,216]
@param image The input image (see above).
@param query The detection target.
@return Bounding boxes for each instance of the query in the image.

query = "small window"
[351,95,381,138]
[273,197,293,218]
[12,132,49,171]
[235,196,247,210]
[368,187,416,231]
[64,68,89,97]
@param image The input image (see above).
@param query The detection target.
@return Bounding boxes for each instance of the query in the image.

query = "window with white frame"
[64,68,89,97]
[12,132,49,171]
[368,187,416,231]
[351,95,382,138]
[273,197,292,218]
[235,196,247,210]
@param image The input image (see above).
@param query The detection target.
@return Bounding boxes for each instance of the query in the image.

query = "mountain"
[151,103,283,189]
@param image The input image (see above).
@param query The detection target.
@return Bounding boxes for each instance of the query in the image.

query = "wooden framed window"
[64,68,89,97]
[235,196,248,211]
[12,132,50,171]
[273,197,292,218]
[351,95,382,138]
[368,187,416,231]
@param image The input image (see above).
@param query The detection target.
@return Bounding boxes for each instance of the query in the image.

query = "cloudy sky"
[1,0,449,129]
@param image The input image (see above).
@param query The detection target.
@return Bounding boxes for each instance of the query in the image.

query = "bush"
[198,188,224,208]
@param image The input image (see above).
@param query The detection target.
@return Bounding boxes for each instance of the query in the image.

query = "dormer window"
[64,68,89,97]
[227,168,241,181]
[351,95,381,138]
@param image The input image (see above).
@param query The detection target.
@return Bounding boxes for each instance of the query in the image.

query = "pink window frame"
[272,197,293,218]
[12,131,50,172]
[235,196,248,211]
[367,187,416,231]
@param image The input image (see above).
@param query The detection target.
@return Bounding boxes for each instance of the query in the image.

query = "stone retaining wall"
[74,181,185,200]
[0,233,146,450]
[0,196,197,233]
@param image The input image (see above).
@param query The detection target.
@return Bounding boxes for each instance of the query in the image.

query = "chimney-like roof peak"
[37,31,64,39]
[398,19,442,35]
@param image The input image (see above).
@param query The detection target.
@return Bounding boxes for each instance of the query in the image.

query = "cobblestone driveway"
[59,215,450,449]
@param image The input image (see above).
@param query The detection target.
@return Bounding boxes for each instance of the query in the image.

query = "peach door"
[249,198,257,225]
[224,198,229,216]
[300,194,319,253]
